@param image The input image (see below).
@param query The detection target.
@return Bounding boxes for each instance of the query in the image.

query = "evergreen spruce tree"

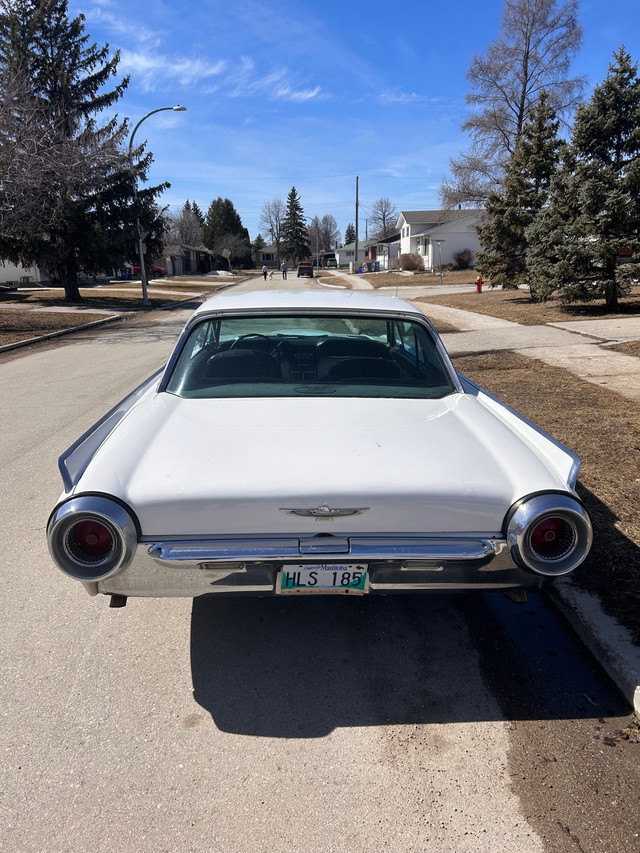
[202,197,251,267]
[344,223,356,245]
[528,48,640,309]
[282,186,309,263]
[252,233,266,252]
[191,200,205,226]
[476,92,562,290]
[0,0,167,302]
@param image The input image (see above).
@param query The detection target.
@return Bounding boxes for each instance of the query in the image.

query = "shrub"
[453,248,473,269]
[400,253,424,271]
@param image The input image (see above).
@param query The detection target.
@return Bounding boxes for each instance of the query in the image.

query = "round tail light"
[47,497,138,581]
[506,494,592,576]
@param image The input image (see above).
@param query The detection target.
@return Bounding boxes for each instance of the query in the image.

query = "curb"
[0,291,214,355]
[548,579,640,716]
[0,312,125,353]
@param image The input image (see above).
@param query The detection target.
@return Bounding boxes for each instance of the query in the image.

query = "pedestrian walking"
[281,261,288,279]
[262,264,268,281]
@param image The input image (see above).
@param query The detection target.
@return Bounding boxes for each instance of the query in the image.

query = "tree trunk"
[604,258,619,311]
[59,261,82,303]
[64,280,82,303]
[605,280,619,311]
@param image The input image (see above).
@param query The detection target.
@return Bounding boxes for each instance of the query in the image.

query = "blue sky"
[71,0,640,243]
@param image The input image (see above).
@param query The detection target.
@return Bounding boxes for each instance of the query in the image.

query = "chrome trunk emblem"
[280,505,369,518]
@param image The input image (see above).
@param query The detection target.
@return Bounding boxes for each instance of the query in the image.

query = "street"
[1,287,638,853]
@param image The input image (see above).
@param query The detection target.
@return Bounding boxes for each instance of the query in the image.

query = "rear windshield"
[164,313,455,399]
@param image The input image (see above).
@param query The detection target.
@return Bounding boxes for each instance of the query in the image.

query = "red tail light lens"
[72,520,114,556]
[48,497,138,581]
[66,518,116,565]
[506,495,592,576]
[528,515,575,562]
[530,517,567,552]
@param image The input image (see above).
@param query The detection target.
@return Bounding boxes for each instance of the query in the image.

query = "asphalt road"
[1,287,638,853]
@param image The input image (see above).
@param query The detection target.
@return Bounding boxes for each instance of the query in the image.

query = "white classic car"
[47,290,592,606]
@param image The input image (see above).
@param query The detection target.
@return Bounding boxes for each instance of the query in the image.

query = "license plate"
[277,564,368,594]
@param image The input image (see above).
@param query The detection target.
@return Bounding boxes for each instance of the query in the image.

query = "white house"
[0,260,47,286]
[396,209,483,269]
[335,240,367,269]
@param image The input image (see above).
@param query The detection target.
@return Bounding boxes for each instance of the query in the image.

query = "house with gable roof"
[396,209,483,269]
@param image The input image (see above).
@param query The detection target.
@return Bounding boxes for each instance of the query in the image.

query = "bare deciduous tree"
[368,197,398,239]
[166,203,203,247]
[308,214,340,252]
[441,0,584,208]
[259,198,285,263]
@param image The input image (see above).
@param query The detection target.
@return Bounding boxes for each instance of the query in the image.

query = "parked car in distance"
[47,289,592,606]
[132,265,166,278]
[297,261,314,277]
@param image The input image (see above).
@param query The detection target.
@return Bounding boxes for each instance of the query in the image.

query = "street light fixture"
[128,105,187,306]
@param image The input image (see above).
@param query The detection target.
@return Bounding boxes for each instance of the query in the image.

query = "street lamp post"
[435,239,445,284]
[128,105,186,306]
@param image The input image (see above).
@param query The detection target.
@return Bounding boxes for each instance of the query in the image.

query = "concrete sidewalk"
[323,269,640,401]
[420,302,640,402]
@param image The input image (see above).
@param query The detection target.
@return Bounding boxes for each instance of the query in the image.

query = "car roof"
[192,288,424,318]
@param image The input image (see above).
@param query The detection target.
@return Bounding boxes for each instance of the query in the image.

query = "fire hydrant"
[475,274,483,294]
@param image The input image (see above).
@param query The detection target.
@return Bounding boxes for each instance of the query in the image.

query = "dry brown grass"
[0,278,232,345]
[417,284,640,325]
[454,351,640,643]
[0,309,114,345]
[368,269,480,288]
[609,340,640,357]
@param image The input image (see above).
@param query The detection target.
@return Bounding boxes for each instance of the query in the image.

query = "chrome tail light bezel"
[506,493,593,577]
[47,496,138,582]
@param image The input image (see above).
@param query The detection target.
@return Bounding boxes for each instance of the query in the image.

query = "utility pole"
[354,175,359,273]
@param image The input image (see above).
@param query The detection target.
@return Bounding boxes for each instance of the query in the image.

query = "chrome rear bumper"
[89,534,547,597]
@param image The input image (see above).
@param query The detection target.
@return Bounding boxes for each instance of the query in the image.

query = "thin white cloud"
[84,7,162,49]
[120,51,227,89]
[378,90,442,105]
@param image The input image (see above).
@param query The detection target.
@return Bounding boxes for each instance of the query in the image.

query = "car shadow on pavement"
[190,590,630,737]
[573,483,640,646]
